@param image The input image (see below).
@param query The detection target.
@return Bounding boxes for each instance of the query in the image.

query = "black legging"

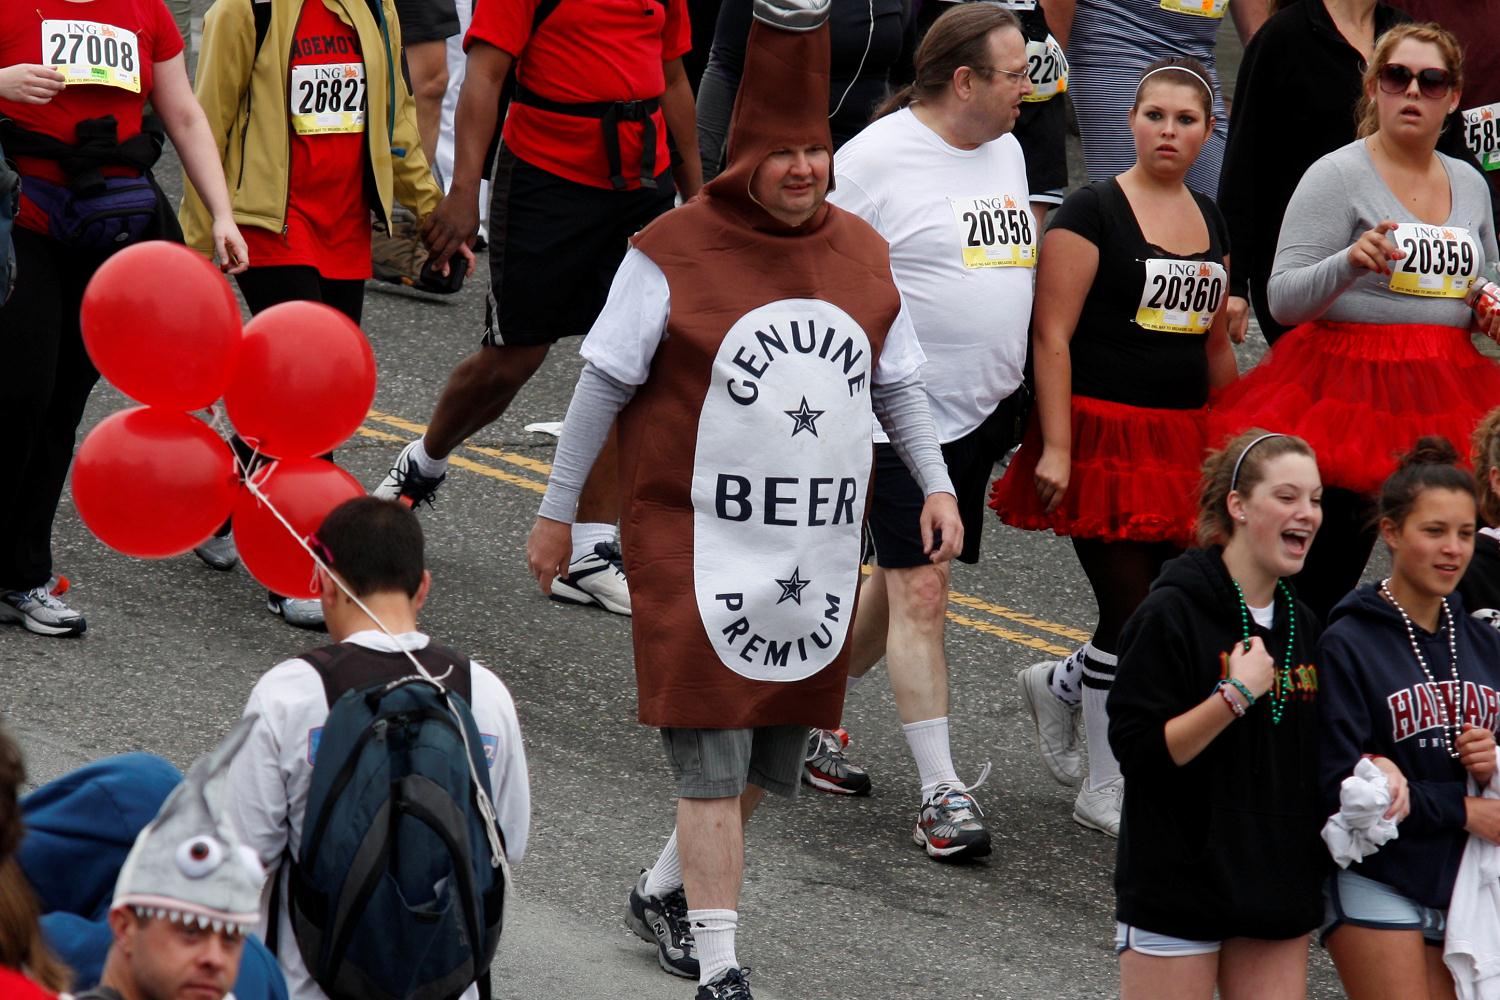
[1072,538,1181,653]
[1290,486,1377,623]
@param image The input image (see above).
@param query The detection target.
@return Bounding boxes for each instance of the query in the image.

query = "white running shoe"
[0,586,86,636]
[1017,661,1083,786]
[549,542,631,616]
[267,595,326,631]
[1073,777,1123,838]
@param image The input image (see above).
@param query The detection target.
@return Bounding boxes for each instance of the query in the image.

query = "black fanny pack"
[23,174,158,249]
[512,84,662,191]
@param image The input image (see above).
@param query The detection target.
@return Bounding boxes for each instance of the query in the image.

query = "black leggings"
[1291,486,1377,623]
[1072,538,1181,654]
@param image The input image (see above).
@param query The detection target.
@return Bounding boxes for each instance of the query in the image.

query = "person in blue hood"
[1318,436,1500,1000]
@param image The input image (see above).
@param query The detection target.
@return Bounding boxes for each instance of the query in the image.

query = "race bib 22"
[1135,258,1227,333]
[949,195,1037,269]
[1389,224,1477,299]
[1023,35,1069,103]
[42,20,141,93]
[290,62,367,135]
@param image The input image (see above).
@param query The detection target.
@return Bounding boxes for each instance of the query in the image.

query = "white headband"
[1230,433,1287,494]
[1136,65,1215,102]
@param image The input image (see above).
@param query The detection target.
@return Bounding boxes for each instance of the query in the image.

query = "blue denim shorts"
[1114,922,1221,957]
[1323,870,1446,946]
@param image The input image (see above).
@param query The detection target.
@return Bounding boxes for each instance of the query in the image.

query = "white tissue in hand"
[1322,758,1400,868]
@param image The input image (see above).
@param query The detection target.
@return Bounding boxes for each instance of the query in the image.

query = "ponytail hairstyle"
[1472,407,1500,527]
[1378,436,1477,529]
[0,725,71,994]
[1132,55,1215,119]
[1355,22,1464,138]
[873,4,1021,120]
[1197,429,1317,547]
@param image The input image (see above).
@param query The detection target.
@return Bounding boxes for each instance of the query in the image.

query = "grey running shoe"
[696,967,752,1000]
[1073,777,1123,838]
[1017,661,1083,786]
[913,768,992,861]
[193,535,240,571]
[0,586,86,636]
[551,541,631,616]
[374,440,447,509]
[802,727,872,796]
[267,595,326,631]
[626,870,698,979]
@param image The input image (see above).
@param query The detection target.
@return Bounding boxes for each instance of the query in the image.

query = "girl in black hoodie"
[1318,437,1500,1000]
[1109,429,1329,998]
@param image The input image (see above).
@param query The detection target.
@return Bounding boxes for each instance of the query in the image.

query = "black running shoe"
[696,967,753,1000]
[626,871,697,979]
[373,440,447,509]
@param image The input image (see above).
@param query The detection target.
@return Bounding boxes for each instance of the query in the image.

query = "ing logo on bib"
[1135,259,1226,333]
[949,195,1036,269]
[1389,224,1477,298]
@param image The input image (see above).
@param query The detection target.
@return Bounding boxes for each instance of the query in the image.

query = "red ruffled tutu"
[989,394,1205,547]
[1210,322,1500,496]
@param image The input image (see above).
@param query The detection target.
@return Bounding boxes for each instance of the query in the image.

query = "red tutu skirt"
[989,394,1205,547]
[1209,322,1500,496]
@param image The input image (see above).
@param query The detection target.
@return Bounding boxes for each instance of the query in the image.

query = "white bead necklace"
[1380,578,1463,760]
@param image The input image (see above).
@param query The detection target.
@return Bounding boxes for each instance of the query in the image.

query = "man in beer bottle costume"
[525,0,961,994]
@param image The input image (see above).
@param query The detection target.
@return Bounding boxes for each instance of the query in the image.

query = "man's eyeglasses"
[970,65,1030,84]
[1377,63,1453,100]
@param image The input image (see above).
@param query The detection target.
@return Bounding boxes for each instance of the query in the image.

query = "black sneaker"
[696,967,753,1000]
[373,440,447,509]
[626,870,697,979]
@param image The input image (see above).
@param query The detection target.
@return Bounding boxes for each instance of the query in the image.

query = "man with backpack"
[226,497,530,1000]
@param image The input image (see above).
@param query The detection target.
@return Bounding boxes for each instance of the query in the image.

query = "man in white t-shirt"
[226,497,530,1000]
[812,3,1036,862]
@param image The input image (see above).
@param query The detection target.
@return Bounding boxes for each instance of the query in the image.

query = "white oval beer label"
[692,299,873,683]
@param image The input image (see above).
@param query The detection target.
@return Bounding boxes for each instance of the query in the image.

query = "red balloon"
[80,241,243,410]
[224,302,376,459]
[235,458,365,598]
[72,407,239,558]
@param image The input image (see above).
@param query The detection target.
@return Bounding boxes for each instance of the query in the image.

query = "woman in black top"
[1459,407,1500,619]
[1109,430,1326,997]
[992,57,1237,836]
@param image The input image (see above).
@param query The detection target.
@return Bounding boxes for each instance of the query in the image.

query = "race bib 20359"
[1135,258,1227,333]
[290,62,367,135]
[42,20,140,92]
[949,195,1037,269]
[1389,224,1478,298]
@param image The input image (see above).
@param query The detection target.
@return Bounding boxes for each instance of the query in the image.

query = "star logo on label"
[784,397,825,437]
[775,567,811,606]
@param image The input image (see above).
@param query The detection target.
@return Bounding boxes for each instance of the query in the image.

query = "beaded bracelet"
[1225,678,1256,707]
[1216,682,1246,718]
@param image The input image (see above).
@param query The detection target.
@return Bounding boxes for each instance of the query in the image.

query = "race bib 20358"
[42,20,140,92]
[1135,258,1227,333]
[290,62,367,135]
[1389,224,1478,299]
[949,195,1037,269]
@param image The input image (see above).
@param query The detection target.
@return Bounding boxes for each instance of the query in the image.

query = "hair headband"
[1136,65,1214,101]
[1230,433,1286,494]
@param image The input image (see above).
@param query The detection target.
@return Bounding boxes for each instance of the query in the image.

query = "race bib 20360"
[948,195,1037,269]
[1135,259,1227,333]
[1023,35,1068,103]
[1159,0,1227,17]
[42,20,141,92]
[1389,224,1478,298]
[1463,103,1500,172]
[290,62,367,135]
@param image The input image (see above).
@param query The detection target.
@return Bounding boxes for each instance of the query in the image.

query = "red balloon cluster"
[73,242,375,594]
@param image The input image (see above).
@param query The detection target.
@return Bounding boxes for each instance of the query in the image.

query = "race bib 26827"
[1389,224,1478,299]
[290,63,367,135]
[1463,103,1500,172]
[1159,0,1227,17]
[1135,258,1227,333]
[42,20,141,93]
[948,195,1037,269]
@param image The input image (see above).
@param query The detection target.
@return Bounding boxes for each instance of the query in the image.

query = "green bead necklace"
[1231,579,1296,725]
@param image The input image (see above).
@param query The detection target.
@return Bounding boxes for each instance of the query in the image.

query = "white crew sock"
[571,522,614,563]
[410,437,447,477]
[642,830,682,897]
[1048,645,1086,707]
[903,716,960,798]
[688,908,739,986]
[1081,643,1122,789]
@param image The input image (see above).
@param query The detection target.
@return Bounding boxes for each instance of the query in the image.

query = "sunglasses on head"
[1377,63,1452,100]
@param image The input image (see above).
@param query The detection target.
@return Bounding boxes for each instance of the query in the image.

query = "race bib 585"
[42,20,140,93]
[290,63,367,135]
[1023,35,1068,103]
[1135,259,1227,333]
[1389,224,1477,298]
[1463,103,1500,172]
[1159,0,1227,17]
[949,195,1036,269]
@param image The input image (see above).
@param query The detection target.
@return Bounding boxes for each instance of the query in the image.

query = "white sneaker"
[1073,778,1123,838]
[373,440,447,509]
[1017,661,1082,786]
[0,586,86,636]
[267,595,326,631]
[549,542,630,616]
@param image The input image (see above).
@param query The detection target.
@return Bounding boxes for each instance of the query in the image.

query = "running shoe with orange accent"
[802,727,871,796]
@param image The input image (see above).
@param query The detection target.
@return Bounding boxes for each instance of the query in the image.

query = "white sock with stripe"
[1081,643,1122,789]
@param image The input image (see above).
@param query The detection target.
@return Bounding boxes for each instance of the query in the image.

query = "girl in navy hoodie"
[1318,437,1500,999]
[1109,429,1327,999]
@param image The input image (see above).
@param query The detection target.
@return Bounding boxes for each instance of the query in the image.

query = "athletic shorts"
[659,725,808,800]
[1323,870,1447,946]
[482,148,675,348]
[1114,923,1221,957]
[1013,95,1068,206]
[865,387,1030,568]
[393,0,459,44]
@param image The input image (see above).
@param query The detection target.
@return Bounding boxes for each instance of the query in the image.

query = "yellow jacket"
[180,0,441,255]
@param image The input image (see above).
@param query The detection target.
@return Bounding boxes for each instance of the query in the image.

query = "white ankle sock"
[845,672,864,695]
[1048,645,1086,707]
[642,830,682,897]
[410,437,447,477]
[903,717,959,797]
[1081,644,1122,790]
[688,908,738,985]
[571,522,614,563]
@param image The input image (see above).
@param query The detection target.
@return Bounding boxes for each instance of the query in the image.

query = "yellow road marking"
[354,426,545,493]
[947,613,1073,657]
[366,409,554,477]
[947,591,1091,644]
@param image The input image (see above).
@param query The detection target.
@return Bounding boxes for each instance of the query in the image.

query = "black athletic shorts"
[481,148,676,348]
[1014,95,1068,206]
[865,387,1031,568]
[393,0,459,44]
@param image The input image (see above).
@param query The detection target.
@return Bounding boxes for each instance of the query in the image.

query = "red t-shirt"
[0,968,57,1000]
[242,0,372,279]
[0,0,183,232]
[466,0,690,190]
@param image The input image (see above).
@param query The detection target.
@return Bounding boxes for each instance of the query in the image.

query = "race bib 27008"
[42,20,141,92]
[1135,258,1227,333]
[948,195,1037,269]
[1389,224,1478,299]
[289,62,367,135]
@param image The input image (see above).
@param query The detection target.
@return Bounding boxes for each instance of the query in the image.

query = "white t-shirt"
[830,107,1034,443]
[226,631,531,1000]
[578,247,928,388]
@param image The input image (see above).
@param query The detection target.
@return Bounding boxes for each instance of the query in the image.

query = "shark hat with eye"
[110,716,265,935]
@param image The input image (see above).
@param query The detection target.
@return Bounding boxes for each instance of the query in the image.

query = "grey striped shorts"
[660,725,808,799]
